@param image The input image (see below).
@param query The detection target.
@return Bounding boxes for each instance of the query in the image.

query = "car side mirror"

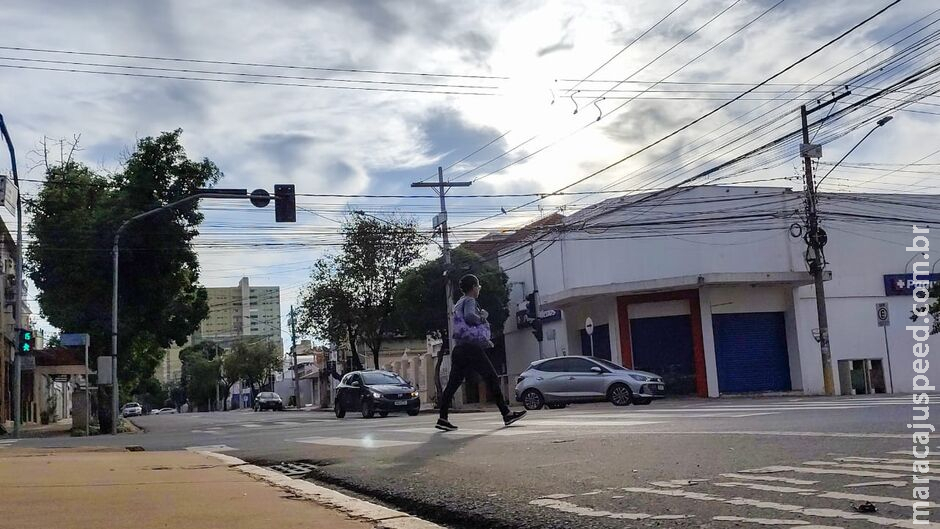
[351,381,361,387]
[591,367,603,374]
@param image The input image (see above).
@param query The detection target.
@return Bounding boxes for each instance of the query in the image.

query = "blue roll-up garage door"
[630,315,696,394]
[712,312,791,393]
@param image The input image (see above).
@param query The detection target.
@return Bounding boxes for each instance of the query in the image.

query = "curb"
[199,451,445,529]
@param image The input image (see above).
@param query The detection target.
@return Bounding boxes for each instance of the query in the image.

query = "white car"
[152,407,177,415]
[121,402,142,418]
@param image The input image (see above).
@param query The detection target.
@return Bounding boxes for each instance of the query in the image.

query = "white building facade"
[500,186,937,397]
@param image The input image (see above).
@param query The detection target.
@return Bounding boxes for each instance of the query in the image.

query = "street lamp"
[815,116,893,190]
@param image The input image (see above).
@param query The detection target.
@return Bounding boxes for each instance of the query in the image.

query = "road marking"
[637,431,907,439]
[241,423,263,428]
[185,444,236,452]
[817,491,933,509]
[388,427,549,437]
[714,481,816,494]
[838,456,938,465]
[274,421,304,427]
[711,516,827,526]
[190,429,222,435]
[290,436,420,448]
[530,497,693,521]
[739,465,903,479]
[619,487,920,528]
[501,420,662,427]
[804,461,923,473]
[844,481,907,488]
[0,439,18,448]
[720,473,818,485]
[649,479,709,488]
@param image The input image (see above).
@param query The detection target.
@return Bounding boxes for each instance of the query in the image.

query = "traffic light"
[525,293,537,319]
[531,318,544,342]
[17,328,34,354]
[274,184,296,223]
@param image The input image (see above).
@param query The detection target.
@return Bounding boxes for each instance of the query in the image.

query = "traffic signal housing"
[525,293,537,319]
[531,318,544,342]
[17,328,34,354]
[274,184,296,223]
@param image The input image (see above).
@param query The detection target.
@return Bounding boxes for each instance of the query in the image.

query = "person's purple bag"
[453,306,492,345]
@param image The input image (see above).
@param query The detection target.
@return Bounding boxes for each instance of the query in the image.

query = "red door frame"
[616,289,708,397]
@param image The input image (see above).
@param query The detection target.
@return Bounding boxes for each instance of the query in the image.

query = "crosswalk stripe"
[500,420,663,427]
[387,427,550,437]
[289,436,419,448]
[740,465,903,479]
[274,421,303,426]
[804,460,924,473]
[241,423,263,428]
[719,473,818,485]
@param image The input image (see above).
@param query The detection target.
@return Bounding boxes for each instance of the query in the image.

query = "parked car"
[334,370,420,419]
[515,356,665,410]
[121,402,142,418]
[153,407,177,415]
[253,392,284,411]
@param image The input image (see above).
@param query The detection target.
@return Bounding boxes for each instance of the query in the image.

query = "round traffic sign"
[877,306,888,321]
[585,317,594,335]
[250,188,271,208]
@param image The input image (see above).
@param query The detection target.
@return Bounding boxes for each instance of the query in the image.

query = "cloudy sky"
[1,0,938,346]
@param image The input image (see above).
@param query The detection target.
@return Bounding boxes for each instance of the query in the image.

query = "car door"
[564,357,610,399]
[533,359,571,400]
[345,374,364,408]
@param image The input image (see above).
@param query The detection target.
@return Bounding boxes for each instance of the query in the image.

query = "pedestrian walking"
[436,274,527,432]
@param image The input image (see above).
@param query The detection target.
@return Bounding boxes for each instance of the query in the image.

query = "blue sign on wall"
[883,273,940,296]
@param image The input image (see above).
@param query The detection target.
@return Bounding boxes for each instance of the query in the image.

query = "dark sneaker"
[435,418,458,431]
[503,410,527,426]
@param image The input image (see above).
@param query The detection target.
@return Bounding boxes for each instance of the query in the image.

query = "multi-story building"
[0,221,28,426]
[156,277,283,388]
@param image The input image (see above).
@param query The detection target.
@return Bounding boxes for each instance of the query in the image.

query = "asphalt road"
[6,395,928,529]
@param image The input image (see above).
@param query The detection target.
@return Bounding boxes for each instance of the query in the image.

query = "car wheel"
[334,403,346,419]
[407,409,420,417]
[379,411,389,418]
[633,397,653,405]
[608,383,633,406]
[547,403,567,410]
[361,401,375,419]
[522,389,544,410]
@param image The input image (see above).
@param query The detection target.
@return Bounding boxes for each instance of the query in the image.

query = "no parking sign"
[876,303,890,327]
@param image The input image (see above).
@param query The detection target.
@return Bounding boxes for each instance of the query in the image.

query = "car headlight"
[371,391,383,399]
[629,374,652,382]
[410,391,419,398]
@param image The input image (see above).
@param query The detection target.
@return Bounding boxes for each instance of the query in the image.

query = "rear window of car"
[533,359,564,372]
[593,358,626,371]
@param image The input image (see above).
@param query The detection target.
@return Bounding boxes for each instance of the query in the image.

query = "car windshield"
[362,372,407,385]
[592,358,627,371]
[259,392,278,398]
[124,403,139,408]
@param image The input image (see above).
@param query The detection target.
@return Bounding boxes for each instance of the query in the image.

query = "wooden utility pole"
[411,167,471,399]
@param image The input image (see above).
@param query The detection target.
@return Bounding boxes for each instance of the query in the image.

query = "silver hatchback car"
[515,356,665,410]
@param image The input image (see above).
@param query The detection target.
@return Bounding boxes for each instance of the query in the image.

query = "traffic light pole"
[0,114,24,438]
[289,306,300,408]
[111,190,250,434]
[529,247,543,360]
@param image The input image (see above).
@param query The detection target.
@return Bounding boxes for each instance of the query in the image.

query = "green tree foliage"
[396,247,510,339]
[221,339,282,403]
[180,341,223,412]
[299,213,422,370]
[27,129,220,428]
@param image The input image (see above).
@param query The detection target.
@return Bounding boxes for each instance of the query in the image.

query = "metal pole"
[0,115,23,438]
[290,306,300,408]
[883,326,894,394]
[529,247,543,360]
[801,105,834,396]
[84,340,89,437]
[111,235,119,434]
[590,334,595,358]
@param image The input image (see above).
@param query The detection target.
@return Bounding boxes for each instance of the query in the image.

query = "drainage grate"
[269,461,318,477]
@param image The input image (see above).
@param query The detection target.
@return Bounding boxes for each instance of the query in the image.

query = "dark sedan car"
[335,370,420,418]
[253,392,284,411]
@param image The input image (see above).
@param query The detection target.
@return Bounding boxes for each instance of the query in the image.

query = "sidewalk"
[0,418,74,438]
[0,447,433,529]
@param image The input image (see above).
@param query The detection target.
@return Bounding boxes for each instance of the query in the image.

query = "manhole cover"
[270,462,318,477]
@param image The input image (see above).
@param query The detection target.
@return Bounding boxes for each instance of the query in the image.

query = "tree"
[298,213,422,370]
[180,341,223,412]
[222,339,282,405]
[395,247,510,398]
[27,129,220,430]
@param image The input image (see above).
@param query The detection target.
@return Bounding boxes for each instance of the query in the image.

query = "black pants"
[439,343,510,419]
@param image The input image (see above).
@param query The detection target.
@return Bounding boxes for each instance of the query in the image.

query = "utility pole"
[529,247,544,360]
[0,115,24,438]
[289,306,300,408]
[798,94,848,397]
[412,168,471,396]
